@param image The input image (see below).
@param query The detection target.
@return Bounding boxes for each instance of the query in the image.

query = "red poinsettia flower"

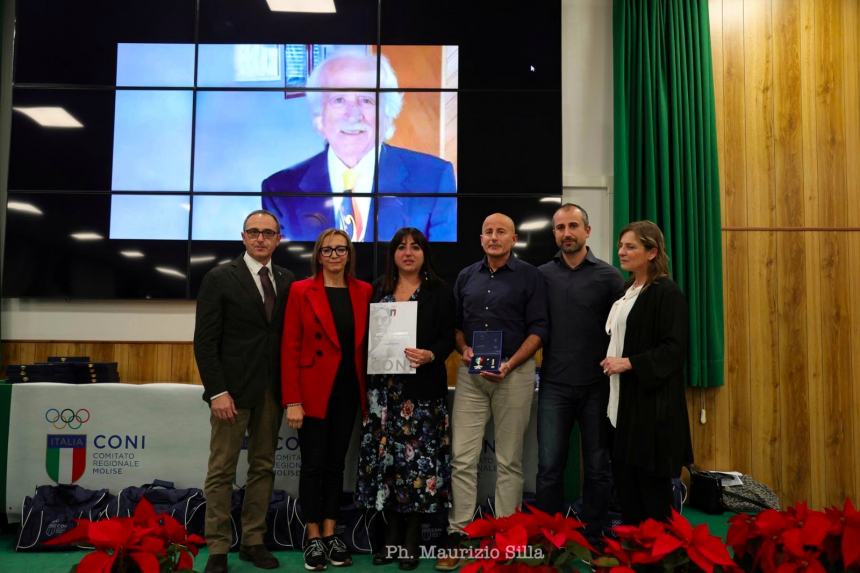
[666,509,737,573]
[726,513,757,558]
[465,514,501,538]
[523,504,594,552]
[462,560,499,573]
[495,524,529,557]
[840,498,860,567]
[43,497,203,573]
[600,537,637,566]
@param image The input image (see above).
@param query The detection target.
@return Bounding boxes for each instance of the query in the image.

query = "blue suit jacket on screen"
[261,144,457,242]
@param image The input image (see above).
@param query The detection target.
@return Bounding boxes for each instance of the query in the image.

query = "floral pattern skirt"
[354,375,451,513]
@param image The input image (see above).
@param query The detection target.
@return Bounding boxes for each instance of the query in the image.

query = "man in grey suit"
[194,210,294,573]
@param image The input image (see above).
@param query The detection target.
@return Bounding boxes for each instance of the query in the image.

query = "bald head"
[480,212,517,264]
[483,213,515,234]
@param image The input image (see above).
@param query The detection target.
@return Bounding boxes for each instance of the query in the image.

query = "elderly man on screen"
[262,50,456,242]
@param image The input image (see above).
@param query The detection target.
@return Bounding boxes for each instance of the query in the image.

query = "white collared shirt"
[326,146,374,242]
[243,251,277,302]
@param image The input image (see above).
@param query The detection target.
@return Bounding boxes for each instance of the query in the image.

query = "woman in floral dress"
[355,227,455,570]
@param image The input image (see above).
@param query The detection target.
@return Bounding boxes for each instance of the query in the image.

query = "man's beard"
[560,241,583,254]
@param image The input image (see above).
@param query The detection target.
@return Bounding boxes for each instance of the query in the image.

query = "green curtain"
[613,0,724,388]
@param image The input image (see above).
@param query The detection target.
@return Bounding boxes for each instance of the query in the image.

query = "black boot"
[399,513,421,571]
[374,510,403,565]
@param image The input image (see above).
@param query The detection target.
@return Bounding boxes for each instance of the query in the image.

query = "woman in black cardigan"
[355,227,455,570]
[600,220,693,524]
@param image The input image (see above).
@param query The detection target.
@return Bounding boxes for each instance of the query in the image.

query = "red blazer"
[281,274,372,418]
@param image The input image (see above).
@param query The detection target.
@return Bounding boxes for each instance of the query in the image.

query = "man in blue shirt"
[537,203,624,540]
[437,213,548,570]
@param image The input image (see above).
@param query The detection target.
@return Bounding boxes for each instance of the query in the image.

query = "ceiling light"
[539,196,562,203]
[218,258,232,265]
[513,242,528,249]
[13,106,84,128]
[518,219,550,232]
[266,0,336,13]
[287,245,306,252]
[120,250,145,258]
[190,255,216,264]
[299,253,313,259]
[70,232,104,241]
[155,266,186,279]
[7,201,43,215]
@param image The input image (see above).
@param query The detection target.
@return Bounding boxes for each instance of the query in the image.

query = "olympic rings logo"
[45,408,91,430]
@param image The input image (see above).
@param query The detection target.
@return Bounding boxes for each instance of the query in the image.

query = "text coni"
[93,434,146,450]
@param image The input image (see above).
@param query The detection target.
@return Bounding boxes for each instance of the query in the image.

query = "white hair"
[305,51,404,140]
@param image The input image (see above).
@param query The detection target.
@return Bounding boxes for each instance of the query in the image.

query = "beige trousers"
[448,360,535,533]
[204,386,282,554]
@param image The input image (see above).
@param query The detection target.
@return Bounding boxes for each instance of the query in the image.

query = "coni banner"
[5,383,532,522]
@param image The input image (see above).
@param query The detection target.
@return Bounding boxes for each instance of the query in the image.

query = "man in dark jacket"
[537,203,624,540]
[194,210,294,573]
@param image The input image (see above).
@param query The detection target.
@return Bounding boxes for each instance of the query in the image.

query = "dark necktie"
[259,267,276,322]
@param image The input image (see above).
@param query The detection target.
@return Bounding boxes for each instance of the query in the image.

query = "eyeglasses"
[320,246,349,257]
[244,228,278,240]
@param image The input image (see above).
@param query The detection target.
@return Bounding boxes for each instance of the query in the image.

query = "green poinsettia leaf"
[660,552,690,570]
[592,556,621,567]
[568,543,592,561]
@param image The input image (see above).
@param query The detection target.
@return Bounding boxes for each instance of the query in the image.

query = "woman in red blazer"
[281,228,372,571]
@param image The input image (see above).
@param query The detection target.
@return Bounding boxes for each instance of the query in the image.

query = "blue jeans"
[536,380,612,535]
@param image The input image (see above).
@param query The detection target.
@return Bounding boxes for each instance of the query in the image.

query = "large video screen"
[4,0,561,299]
[109,43,458,243]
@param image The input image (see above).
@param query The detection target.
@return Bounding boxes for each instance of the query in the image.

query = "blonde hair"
[311,228,356,278]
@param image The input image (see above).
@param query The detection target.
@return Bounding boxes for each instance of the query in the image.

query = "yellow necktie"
[341,169,363,240]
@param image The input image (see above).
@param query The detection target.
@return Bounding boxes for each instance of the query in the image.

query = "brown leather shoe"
[434,555,460,571]
[239,544,279,569]
[204,553,228,573]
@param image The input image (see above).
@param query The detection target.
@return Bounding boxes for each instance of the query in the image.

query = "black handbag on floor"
[688,469,726,514]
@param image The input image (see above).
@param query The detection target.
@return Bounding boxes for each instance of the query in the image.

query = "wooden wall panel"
[723,231,753,471]
[800,0,819,228]
[773,0,812,505]
[800,0,826,509]
[709,0,860,506]
[1,342,204,386]
[804,231,826,507]
[845,0,860,503]
[815,0,855,504]
[721,0,748,229]
[742,0,775,228]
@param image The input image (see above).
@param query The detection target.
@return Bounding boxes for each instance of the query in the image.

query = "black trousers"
[612,461,673,524]
[298,376,359,524]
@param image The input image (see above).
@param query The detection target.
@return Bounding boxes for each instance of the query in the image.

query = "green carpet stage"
[0,507,734,573]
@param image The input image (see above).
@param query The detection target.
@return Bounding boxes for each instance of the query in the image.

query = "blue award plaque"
[469,330,503,373]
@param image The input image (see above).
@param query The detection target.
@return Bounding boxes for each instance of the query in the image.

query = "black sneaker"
[304,538,328,571]
[322,535,353,567]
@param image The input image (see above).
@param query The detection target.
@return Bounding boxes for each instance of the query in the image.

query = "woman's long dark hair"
[379,227,441,295]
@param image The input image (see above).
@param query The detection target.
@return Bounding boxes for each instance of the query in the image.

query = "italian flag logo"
[46,434,87,484]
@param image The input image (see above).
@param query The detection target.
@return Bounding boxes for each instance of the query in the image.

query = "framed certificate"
[367,301,418,375]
